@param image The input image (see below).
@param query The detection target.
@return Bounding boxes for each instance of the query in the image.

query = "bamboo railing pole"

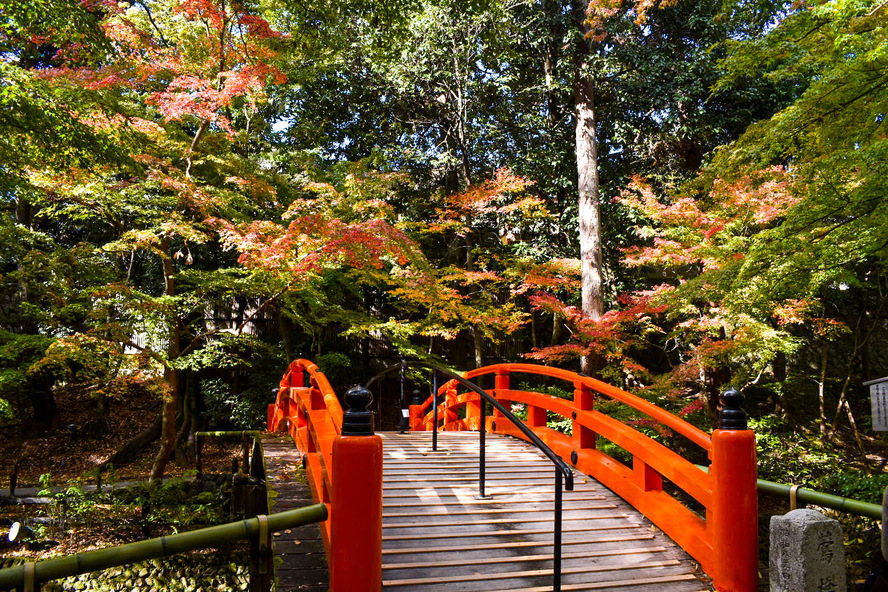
[0,505,328,589]
[695,466,883,520]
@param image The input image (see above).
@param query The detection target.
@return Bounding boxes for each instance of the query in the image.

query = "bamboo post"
[331,386,382,592]
[710,388,758,592]
[248,473,272,592]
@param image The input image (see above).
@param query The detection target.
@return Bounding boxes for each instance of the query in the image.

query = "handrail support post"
[432,372,438,451]
[711,388,758,592]
[477,397,490,499]
[331,386,382,592]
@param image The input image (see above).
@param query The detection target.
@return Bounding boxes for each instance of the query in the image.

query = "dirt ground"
[0,387,245,562]
[0,387,241,488]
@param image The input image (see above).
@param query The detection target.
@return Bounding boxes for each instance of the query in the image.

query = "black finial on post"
[719,387,747,430]
[342,386,375,436]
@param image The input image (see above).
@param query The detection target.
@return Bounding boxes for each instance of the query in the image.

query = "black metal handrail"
[366,360,574,592]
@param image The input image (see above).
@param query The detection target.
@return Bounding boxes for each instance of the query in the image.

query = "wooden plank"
[384,454,545,458]
[381,533,657,555]
[382,523,637,541]
[261,435,330,591]
[385,458,545,462]
[383,502,610,517]
[383,481,565,490]
[382,560,681,586]
[384,474,572,483]
[383,546,668,569]
[382,490,601,499]
[382,512,621,529]
[385,453,546,458]
[382,495,606,508]
[384,460,546,465]
[482,574,701,592]
[384,467,559,476]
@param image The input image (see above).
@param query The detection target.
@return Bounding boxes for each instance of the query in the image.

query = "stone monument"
[770,508,846,592]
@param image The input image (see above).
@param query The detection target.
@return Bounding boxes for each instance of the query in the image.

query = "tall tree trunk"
[464,233,484,369]
[151,364,179,482]
[772,350,787,415]
[27,375,60,433]
[818,338,829,434]
[175,370,196,462]
[151,239,180,482]
[704,364,731,429]
[551,315,565,346]
[576,75,603,324]
[572,11,605,375]
[277,307,292,361]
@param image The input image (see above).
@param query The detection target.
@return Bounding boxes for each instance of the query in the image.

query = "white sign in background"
[870,381,888,432]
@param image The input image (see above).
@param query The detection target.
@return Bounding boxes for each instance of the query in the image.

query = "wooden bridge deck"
[264,431,713,592]
[380,432,711,592]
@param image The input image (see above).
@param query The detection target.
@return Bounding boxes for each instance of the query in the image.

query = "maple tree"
[1,0,294,479]
[526,167,811,426]
[213,165,537,365]
[527,0,888,437]
[707,0,888,447]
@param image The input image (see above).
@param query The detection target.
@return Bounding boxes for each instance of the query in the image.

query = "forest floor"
[0,387,242,486]
[0,387,243,564]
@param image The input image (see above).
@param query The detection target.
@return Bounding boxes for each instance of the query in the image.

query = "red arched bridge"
[266,359,758,592]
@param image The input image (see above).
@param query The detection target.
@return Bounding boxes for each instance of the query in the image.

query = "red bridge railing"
[267,359,381,592]
[410,363,758,592]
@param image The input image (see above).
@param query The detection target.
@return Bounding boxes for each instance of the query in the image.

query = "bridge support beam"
[711,388,758,592]
[331,386,383,592]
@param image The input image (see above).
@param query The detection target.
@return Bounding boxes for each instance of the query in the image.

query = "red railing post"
[408,404,423,430]
[444,381,458,430]
[466,393,482,431]
[710,388,758,592]
[526,403,546,428]
[331,386,382,592]
[493,368,510,427]
[289,363,304,388]
[268,373,293,431]
[572,379,596,451]
[310,376,326,410]
[267,395,278,431]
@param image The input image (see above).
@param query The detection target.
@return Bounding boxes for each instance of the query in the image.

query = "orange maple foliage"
[439,169,541,229]
[617,167,796,271]
[585,0,680,41]
[43,0,287,138]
